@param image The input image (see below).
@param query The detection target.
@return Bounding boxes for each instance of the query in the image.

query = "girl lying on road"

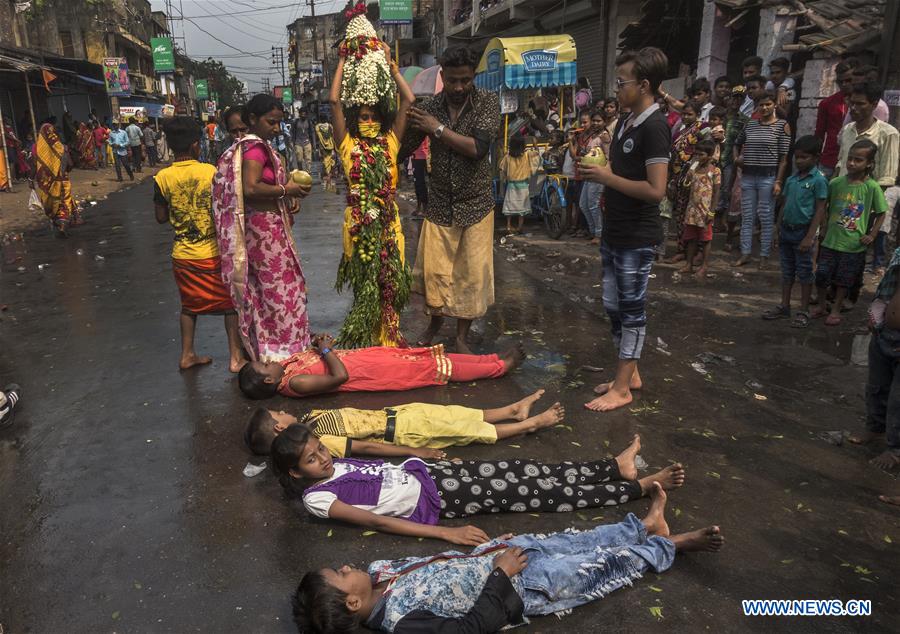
[244,389,563,457]
[292,484,723,633]
[238,334,523,400]
[271,424,685,545]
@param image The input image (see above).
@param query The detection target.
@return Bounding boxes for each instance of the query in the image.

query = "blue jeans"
[778,224,814,284]
[740,171,776,257]
[716,163,735,213]
[600,242,656,360]
[579,181,604,237]
[511,513,675,616]
[873,232,887,268]
[866,328,900,450]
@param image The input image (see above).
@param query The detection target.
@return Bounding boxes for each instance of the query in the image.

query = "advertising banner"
[103,57,131,97]
[151,37,175,73]
[195,79,209,99]
[282,87,293,104]
[380,0,412,24]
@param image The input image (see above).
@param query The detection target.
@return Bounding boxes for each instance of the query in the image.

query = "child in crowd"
[271,424,685,544]
[238,334,524,400]
[666,100,709,262]
[680,139,721,278]
[542,130,567,173]
[153,116,245,372]
[720,86,749,240]
[244,389,564,457]
[292,486,723,633]
[763,135,829,328]
[500,136,539,234]
[812,139,888,326]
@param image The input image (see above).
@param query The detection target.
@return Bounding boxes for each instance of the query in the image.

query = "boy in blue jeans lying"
[762,135,828,328]
[292,484,723,633]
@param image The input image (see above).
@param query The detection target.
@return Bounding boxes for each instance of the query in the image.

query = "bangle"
[319,347,332,357]
[278,184,286,199]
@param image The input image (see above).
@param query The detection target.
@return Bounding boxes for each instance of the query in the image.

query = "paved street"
[1,180,898,632]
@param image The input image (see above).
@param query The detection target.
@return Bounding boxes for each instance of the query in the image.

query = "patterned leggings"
[428,458,642,519]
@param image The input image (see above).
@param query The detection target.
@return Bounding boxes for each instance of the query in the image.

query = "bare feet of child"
[664,253,685,265]
[870,450,900,470]
[180,353,212,370]
[671,525,725,552]
[847,430,882,445]
[878,494,900,506]
[733,255,752,267]
[584,388,633,412]
[694,265,707,279]
[678,263,693,275]
[615,434,641,480]
[641,482,670,537]
[593,367,642,395]
[639,463,685,494]
[509,389,545,421]
[524,403,565,432]
[500,343,525,373]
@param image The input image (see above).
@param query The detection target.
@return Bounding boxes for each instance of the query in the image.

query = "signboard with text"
[282,87,293,104]
[380,0,412,24]
[103,57,130,97]
[151,37,175,73]
[195,79,209,99]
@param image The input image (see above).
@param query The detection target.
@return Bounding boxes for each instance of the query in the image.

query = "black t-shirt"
[603,106,671,248]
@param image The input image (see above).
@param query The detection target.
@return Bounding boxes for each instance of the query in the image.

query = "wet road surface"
[1,180,898,632]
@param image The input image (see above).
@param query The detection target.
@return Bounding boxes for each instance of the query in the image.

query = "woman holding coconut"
[212,93,313,362]
[329,4,416,348]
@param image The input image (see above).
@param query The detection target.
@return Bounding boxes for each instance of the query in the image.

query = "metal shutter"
[566,17,607,101]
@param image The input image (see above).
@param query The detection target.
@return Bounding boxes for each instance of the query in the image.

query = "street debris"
[691,362,708,374]
[819,430,850,446]
[696,352,735,365]
[94,255,105,261]
[851,334,870,366]
[243,462,267,477]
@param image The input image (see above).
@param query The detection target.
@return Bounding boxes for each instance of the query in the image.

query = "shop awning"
[474,35,577,91]
[76,74,105,86]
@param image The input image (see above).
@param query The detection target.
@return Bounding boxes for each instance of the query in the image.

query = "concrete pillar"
[756,6,796,67]
[604,0,619,96]
[795,52,839,138]
[697,0,730,81]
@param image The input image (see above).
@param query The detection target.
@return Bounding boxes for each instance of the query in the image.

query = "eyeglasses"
[614,78,639,89]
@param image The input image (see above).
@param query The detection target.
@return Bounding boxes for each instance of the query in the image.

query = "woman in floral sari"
[330,9,415,348]
[664,101,708,263]
[76,122,96,169]
[213,94,312,361]
[33,123,77,236]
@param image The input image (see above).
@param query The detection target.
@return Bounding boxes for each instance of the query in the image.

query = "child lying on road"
[292,484,723,633]
[271,425,685,545]
[244,389,563,457]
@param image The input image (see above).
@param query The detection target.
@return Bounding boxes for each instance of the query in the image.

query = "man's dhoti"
[412,211,494,319]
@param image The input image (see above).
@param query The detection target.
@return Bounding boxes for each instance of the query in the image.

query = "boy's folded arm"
[392,569,525,634]
[287,372,347,397]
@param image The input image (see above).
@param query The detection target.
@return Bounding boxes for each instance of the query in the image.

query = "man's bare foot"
[671,526,725,552]
[878,494,900,506]
[593,369,642,395]
[509,389,545,421]
[641,482,670,537]
[733,255,752,267]
[615,434,641,480]
[870,450,900,470]
[694,266,707,279]
[180,353,212,370]
[584,388,633,411]
[500,343,525,373]
[678,264,693,274]
[665,254,685,264]
[524,403,565,431]
[848,430,882,445]
[417,317,443,346]
[456,337,475,355]
[230,357,248,373]
[639,463,685,494]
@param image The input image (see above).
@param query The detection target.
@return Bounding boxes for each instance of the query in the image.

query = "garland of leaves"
[335,135,411,347]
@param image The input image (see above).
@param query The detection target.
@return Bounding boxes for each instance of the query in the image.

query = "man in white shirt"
[834,82,899,187]
[125,117,143,173]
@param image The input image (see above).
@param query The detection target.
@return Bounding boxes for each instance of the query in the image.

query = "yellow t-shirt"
[154,160,218,260]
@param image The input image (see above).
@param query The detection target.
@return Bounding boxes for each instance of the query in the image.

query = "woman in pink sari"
[213,94,312,361]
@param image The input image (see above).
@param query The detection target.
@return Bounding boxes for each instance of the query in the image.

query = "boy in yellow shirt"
[154,116,245,372]
[244,389,564,457]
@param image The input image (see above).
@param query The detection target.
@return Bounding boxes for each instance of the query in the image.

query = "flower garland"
[335,135,411,348]
[338,14,396,114]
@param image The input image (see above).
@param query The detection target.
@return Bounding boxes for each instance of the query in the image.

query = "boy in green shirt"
[813,139,888,326]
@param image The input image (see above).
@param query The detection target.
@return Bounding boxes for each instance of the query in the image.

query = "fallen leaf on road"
[706,471,721,479]
[838,529,848,536]
[648,585,663,592]
[327,529,333,537]
[885,535,893,544]
[754,393,767,401]
[571,441,582,447]
[648,606,663,620]
[362,531,377,536]
[508,444,521,448]
[780,559,793,564]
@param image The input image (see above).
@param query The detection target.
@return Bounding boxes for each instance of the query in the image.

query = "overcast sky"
[149,0,345,92]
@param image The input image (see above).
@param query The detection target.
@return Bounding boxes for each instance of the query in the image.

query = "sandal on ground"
[824,314,842,326]
[791,311,810,328]
[810,307,829,319]
[762,306,790,320]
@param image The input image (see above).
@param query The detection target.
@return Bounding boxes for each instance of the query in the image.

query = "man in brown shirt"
[404,46,501,353]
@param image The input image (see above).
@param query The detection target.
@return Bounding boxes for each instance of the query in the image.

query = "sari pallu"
[34,123,77,232]
[213,135,311,361]
[76,123,96,168]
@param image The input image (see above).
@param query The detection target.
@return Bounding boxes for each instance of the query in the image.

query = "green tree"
[182,58,246,107]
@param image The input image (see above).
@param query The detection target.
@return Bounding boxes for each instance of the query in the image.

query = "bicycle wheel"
[543,187,565,239]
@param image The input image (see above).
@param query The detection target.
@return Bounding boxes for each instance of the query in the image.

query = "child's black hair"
[682,100,702,117]
[293,571,358,634]
[343,104,397,140]
[238,363,279,400]
[745,74,767,89]
[548,129,565,146]
[614,47,669,93]
[708,105,727,122]
[508,135,525,158]
[742,55,763,70]
[270,423,314,493]
[714,75,730,88]
[689,77,711,97]
[244,407,278,455]
[757,90,777,104]
[163,116,200,155]
[849,138,878,169]
[694,139,717,157]
[851,81,884,105]
[793,135,822,156]
[769,56,790,72]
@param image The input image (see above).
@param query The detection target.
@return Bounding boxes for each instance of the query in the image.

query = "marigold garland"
[335,135,411,348]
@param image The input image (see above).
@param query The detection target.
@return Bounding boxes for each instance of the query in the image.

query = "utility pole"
[271,46,286,87]
[309,0,318,63]
[262,76,271,94]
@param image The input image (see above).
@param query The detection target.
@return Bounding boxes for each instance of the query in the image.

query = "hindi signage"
[103,57,130,97]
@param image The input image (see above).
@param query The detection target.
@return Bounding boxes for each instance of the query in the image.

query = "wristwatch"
[319,347,332,357]
[434,124,445,139]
